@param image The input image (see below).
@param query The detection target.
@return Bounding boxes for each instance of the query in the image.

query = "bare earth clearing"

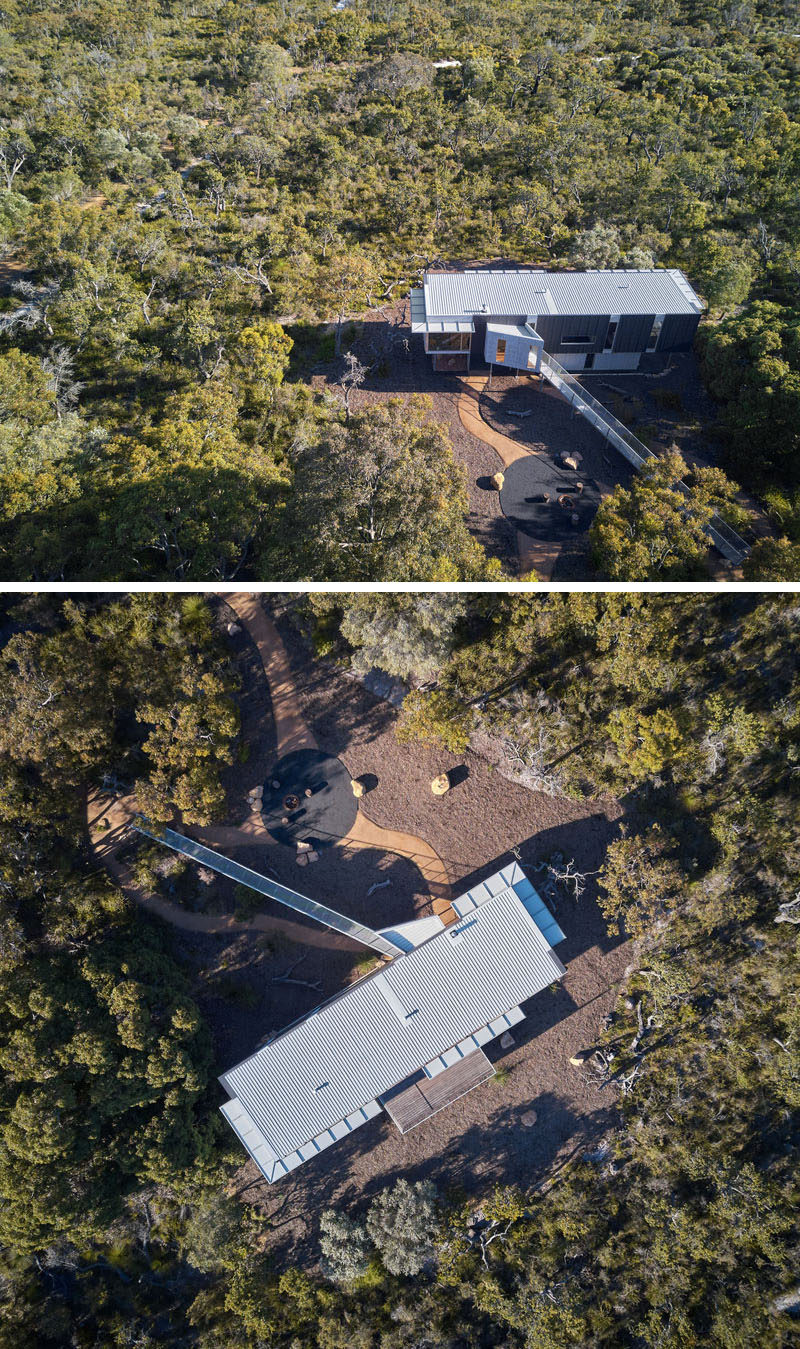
[309,303,768,580]
[90,597,631,1261]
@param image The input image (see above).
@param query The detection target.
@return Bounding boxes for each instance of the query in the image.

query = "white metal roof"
[423,268,703,319]
[220,864,566,1171]
[487,321,543,340]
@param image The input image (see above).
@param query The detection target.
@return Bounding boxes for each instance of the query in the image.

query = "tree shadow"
[252,1085,617,1268]
[269,600,399,755]
[446,764,470,790]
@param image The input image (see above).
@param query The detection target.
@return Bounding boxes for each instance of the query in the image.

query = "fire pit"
[558,494,574,509]
[261,748,358,848]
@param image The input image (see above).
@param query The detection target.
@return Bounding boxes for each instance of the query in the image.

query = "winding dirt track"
[86,595,453,943]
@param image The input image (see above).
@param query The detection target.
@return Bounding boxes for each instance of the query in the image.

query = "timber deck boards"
[381,1048,495,1133]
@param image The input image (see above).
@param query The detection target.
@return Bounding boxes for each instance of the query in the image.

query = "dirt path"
[458,374,532,469]
[88,792,356,951]
[224,592,316,758]
[220,593,452,896]
[457,374,552,578]
[87,596,454,940]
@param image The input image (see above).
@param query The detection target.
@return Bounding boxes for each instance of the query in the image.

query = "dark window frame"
[426,331,471,352]
[646,316,664,352]
[561,333,593,345]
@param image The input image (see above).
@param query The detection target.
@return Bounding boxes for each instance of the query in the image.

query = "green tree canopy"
[589,448,745,580]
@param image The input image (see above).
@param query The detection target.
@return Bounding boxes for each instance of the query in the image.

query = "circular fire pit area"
[260,748,358,848]
[499,453,603,549]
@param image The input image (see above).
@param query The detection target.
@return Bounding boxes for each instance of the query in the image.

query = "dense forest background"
[1,0,800,579]
[0,591,797,1346]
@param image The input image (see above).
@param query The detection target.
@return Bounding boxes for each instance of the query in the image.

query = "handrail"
[134,823,405,957]
[539,352,750,565]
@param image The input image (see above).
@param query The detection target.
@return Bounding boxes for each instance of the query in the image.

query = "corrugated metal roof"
[423,268,703,318]
[453,864,566,946]
[220,868,565,1163]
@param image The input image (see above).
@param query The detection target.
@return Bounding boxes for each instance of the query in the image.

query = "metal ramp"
[539,351,750,566]
[134,823,405,958]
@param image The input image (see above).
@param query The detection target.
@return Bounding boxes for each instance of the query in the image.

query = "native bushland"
[1,0,799,577]
[1,596,793,1343]
[4,593,792,1347]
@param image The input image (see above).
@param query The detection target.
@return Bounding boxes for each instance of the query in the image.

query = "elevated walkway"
[134,824,405,958]
[538,352,750,566]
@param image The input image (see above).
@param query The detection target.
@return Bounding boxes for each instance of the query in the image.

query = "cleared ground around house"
[89,597,631,1263]
[215,602,631,1259]
[309,305,767,579]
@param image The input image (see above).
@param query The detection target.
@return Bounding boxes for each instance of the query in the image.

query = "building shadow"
[251,1086,617,1268]
[456,813,627,961]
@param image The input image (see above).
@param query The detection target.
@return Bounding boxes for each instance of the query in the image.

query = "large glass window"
[495,338,506,363]
[604,320,618,351]
[562,333,592,345]
[426,332,471,352]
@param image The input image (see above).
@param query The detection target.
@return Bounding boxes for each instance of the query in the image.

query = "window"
[604,319,619,351]
[527,346,539,369]
[427,332,471,352]
[561,333,592,345]
[646,315,664,351]
[585,352,595,370]
[495,337,506,363]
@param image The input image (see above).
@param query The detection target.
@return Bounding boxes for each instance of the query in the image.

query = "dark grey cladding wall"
[616,313,655,351]
[535,314,607,354]
[660,313,701,352]
[470,317,487,356]
[468,310,701,359]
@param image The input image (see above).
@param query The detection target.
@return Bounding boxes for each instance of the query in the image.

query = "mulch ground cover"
[167,598,635,1263]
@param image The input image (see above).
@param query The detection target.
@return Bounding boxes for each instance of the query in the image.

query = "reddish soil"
[308,310,766,579]
[309,300,519,571]
[156,597,635,1263]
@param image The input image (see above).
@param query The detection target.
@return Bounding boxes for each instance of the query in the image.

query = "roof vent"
[618,281,630,288]
[449,916,478,941]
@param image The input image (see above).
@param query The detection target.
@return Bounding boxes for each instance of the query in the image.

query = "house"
[410,267,705,373]
[219,862,567,1182]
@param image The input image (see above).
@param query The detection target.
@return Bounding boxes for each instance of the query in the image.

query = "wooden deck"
[380,1049,495,1133]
